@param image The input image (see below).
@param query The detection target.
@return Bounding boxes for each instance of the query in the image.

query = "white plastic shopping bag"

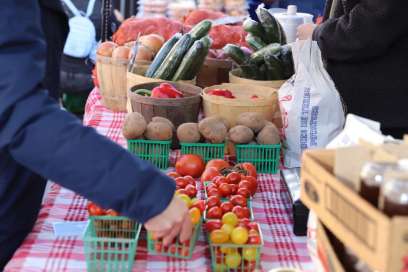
[279,39,345,168]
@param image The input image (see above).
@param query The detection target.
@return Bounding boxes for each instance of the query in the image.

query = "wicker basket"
[202,83,281,128]
[96,54,129,112]
[229,68,286,89]
[196,58,233,88]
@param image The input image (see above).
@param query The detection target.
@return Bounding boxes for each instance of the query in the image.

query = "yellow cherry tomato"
[210,229,229,244]
[189,207,201,225]
[221,212,238,227]
[231,226,249,245]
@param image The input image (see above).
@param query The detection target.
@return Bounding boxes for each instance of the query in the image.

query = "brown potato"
[237,112,266,133]
[198,117,227,144]
[151,117,175,131]
[177,123,201,143]
[122,112,147,139]
[228,125,254,144]
[145,122,173,141]
[257,123,280,145]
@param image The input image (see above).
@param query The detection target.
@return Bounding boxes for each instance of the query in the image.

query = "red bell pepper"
[151,83,183,99]
[207,89,235,99]
[251,95,259,99]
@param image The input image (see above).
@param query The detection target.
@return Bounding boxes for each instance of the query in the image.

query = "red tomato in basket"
[207,196,221,208]
[88,203,105,216]
[237,188,251,198]
[219,183,232,197]
[201,167,220,182]
[206,159,230,171]
[207,206,223,219]
[220,201,234,213]
[230,195,247,207]
[227,172,241,184]
[176,155,205,178]
[205,220,222,232]
[239,163,257,178]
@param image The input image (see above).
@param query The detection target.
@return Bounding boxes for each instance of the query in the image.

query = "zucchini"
[172,39,207,81]
[277,21,287,45]
[185,36,212,80]
[145,33,182,77]
[223,44,248,65]
[280,45,294,79]
[264,54,284,80]
[153,33,194,80]
[189,20,212,40]
[256,6,280,44]
[250,43,281,64]
[243,18,266,42]
[246,34,267,51]
[135,89,152,96]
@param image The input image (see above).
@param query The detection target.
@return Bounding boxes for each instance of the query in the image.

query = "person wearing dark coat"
[0,0,191,268]
[297,0,408,138]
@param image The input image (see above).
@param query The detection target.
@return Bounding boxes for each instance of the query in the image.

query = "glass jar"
[359,162,396,207]
[381,176,408,217]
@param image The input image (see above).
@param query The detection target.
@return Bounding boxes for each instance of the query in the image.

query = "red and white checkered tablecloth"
[5,88,314,272]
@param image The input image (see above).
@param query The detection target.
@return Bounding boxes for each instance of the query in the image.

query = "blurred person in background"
[297,0,408,138]
[0,0,192,268]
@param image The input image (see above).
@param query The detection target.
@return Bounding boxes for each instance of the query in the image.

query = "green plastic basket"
[208,223,264,272]
[83,216,142,272]
[147,220,202,259]
[180,143,225,162]
[127,140,171,169]
[236,144,281,174]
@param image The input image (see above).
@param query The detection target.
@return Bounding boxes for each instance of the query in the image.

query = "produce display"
[223,6,295,81]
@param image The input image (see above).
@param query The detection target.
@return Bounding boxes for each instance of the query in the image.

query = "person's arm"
[0,0,173,225]
[312,0,408,62]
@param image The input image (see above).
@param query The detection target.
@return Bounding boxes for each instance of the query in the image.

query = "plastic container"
[83,216,142,272]
[147,220,202,259]
[180,142,225,162]
[236,144,281,174]
[274,5,305,43]
[127,139,171,169]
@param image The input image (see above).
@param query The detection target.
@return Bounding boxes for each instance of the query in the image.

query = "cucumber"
[279,45,294,79]
[223,44,248,65]
[145,33,182,77]
[243,18,266,42]
[277,21,287,45]
[185,36,212,80]
[135,89,152,96]
[153,33,194,80]
[256,6,280,44]
[246,34,267,51]
[189,20,212,40]
[264,54,284,80]
[250,43,281,64]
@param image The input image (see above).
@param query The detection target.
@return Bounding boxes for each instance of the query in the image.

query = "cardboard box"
[316,221,346,272]
[300,149,408,272]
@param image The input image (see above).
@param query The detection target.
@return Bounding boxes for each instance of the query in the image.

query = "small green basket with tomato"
[206,220,264,272]
[236,144,281,174]
[180,142,225,163]
[83,216,142,272]
[127,139,171,169]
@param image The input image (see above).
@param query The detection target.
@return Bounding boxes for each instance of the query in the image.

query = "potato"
[177,123,201,143]
[237,112,266,133]
[151,116,175,131]
[198,117,227,144]
[228,125,254,144]
[213,116,230,130]
[257,123,280,145]
[145,122,173,141]
[122,112,147,139]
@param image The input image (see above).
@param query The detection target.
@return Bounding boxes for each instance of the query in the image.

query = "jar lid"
[382,177,408,205]
[360,161,396,186]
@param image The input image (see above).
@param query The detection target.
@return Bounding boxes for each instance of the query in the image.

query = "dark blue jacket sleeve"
[0,0,175,223]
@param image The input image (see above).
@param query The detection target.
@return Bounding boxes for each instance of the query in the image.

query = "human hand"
[144,195,193,246]
[297,23,317,40]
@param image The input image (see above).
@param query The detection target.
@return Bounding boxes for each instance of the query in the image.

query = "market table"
[5,89,314,272]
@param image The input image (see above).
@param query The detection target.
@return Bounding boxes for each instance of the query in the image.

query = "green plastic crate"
[127,140,171,169]
[147,220,202,259]
[208,223,264,272]
[236,144,281,174]
[180,143,225,162]
[83,216,142,272]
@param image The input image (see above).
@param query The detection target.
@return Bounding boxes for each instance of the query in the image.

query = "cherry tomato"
[220,201,234,213]
[227,172,241,184]
[247,222,258,231]
[201,167,220,182]
[221,223,234,236]
[230,184,238,194]
[247,235,261,245]
[207,196,221,208]
[169,244,178,255]
[237,188,251,198]
[239,163,257,178]
[219,183,232,197]
[167,172,181,179]
[189,207,201,225]
[154,241,163,252]
[213,176,228,187]
[241,207,250,218]
[106,209,119,216]
[183,175,196,186]
[238,218,250,228]
[206,159,230,171]
[88,203,105,216]
[205,220,222,232]
[191,199,205,213]
[222,212,238,227]
[230,195,247,207]
[176,188,187,195]
[207,188,221,198]
[175,177,189,189]
[176,154,205,178]
[248,229,259,237]
[232,206,246,219]
[238,180,252,190]
[231,226,249,245]
[210,229,229,244]
[225,251,242,268]
[207,206,223,219]
[184,184,197,198]
[242,247,257,262]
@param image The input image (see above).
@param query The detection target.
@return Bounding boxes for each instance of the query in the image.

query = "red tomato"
[185,184,197,198]
[167,172,181,179]
[241,207,250,218]
[88,203,105,216]
[243,176,257,195]
[205,220,222,232]
[230,184,238,194]
[154,241,163,252]
[206,183,218,191]
[248,229,259,237]
[183,176,196,186]
[232,206,246,219]
[218,183,232,197]
[106,209,119,216]
[237,188,251,198]
[176,154,205,178]
[207,188,221,198]
[239,163,257,178]
[176,188,187,195]
[213,176,228,186]
[207,196,221,208]
[201,167,221,182]
[206,159,230,171]
[248,235,261,245]
[230,195,247,207]
[238,218,250,228]
[238,180,252,190]
[247,222,258,231]
[207,206,223,219]
[175,177,189,189]
[169,244,178,255]
[227,172,241,184]
[191,199,206,213]
[220,201,234,213]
